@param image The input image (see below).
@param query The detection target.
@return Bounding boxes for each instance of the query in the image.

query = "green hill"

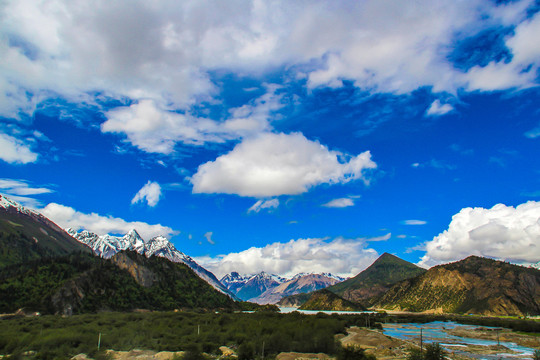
[0,251,238,314]
[327,253,426,305]
[298,289,366,311]
[374,255,540,316]
[0,199,92,268]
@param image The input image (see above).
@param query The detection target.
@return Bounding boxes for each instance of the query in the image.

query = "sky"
[1,0,539,278]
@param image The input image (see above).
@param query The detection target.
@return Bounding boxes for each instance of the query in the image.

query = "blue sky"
[1,0,539,278]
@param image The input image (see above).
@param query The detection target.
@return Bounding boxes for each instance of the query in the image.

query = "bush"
[336,344,375,360]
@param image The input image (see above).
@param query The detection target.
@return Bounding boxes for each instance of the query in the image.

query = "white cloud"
[402,220,427,225]
[525,123,540,139]
[426,100,454,116]
[101,86,281,154]
[419,201,540,268]
[0,178,53,195]
[363,232,391,242]
[191,132,376,197]
[248,199,279,213]
[195,237,379,278]
[40,202,175,239]
[0,133,38,164]
[322,198,355,208]
[204,231,215,245]
[1,0,539,122]
[131,180,162,207]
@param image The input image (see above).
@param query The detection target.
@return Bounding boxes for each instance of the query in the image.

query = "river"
[382,321,537,359]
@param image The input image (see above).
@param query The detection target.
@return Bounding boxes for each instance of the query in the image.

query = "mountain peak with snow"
[67,227,237,300]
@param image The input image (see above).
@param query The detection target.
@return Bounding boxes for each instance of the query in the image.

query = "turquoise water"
[382,321,536,359]
[279,307,376,315]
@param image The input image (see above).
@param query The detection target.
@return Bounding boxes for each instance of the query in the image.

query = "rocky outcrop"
[111,252,158,287]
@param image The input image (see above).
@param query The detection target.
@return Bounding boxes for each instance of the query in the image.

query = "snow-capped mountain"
[220,271,287,301]
[220,271,345,302]
[251,273,346,304]
[68,228,238,300]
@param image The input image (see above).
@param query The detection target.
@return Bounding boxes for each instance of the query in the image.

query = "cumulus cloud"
[1,0,539,122]
[322,198,355,208]
[131,180,162,207]
[41,202,175,239]
[0,133,38,164]
[419,201,540,267]
[191,132,376,197]
[402,220,427,225]
[248,199,279,213]
[102,87,281,154]
[426,100,454,116]
[195,237,379,278]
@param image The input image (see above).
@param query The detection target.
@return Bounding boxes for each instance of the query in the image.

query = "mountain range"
[220,271,345,303]
[2,193,539,317]
[326,252,426,305]
[374,255,540,316]
[66,228,237,300]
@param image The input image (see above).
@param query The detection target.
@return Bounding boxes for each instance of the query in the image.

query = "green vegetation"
[376,256,540,316]
[0,252,237,314]
[336,344,376,360]
[0,209,91,268]
[0,311,383,360]
[327,252,426,305]
[406,343,445,360]
[299,289,366,311]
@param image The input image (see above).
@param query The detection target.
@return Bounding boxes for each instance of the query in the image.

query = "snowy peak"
[67,228,238,300]
[123,229,145,254]
[220,271,345,303]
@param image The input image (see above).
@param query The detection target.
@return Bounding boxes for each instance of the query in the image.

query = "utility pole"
[420,328,423,353]
[262,341,265,360]
[197,325,200,336]
[98,332,102,351]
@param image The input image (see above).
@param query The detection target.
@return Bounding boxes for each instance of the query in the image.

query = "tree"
[533,349,540,360]
[424,343,445,360]
[406,347,423,360]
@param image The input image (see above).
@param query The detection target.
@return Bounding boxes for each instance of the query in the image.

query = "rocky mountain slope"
[327,252,426,306]
[0,251,238,315]
[374,255,540,316]
[68,228,237,300]
[298,289,366,311]
[0,195,92,267]
[251,273,345,304]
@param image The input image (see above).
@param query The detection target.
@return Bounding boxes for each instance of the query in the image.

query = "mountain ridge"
[67,228,238,300]
[374,255,540,316]
[326,252,427,305]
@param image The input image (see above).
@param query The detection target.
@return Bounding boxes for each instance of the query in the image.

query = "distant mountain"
[220,271,286,301]
[0,195,92,267]
[251,273,345,304]
[374,255,540,316]
[0,251,238,315]
[298,289,366,311]
[327,252,426,305]
[67,228,238,300]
